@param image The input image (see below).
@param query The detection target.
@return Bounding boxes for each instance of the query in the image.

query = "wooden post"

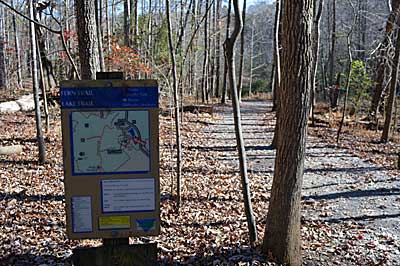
[71,72,158,266]
[72,243,157,266]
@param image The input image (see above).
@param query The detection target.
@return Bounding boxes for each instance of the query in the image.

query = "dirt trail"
[0,99,399,265]
[207,100,400,265]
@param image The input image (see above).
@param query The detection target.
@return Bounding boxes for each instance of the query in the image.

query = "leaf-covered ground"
[0,100,399,265]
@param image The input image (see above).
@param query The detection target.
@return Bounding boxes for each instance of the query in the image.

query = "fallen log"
[0,145,23,155]
[160,105,214,116]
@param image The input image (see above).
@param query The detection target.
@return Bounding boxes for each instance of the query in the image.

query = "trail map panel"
[71,110,150,175]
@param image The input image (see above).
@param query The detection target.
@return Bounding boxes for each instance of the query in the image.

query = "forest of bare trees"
[0,0,399,265]
[0,1,398,134]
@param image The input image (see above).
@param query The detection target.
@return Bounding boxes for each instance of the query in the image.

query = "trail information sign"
[60,80,160,239]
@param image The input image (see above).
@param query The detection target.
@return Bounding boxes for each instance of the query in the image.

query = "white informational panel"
[71,196,93,233]
[101,178,155,213]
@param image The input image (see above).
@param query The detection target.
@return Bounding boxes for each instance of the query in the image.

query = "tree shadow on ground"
[0,159,39,167]
[305,152,355,158]
[307,213,400,224]
[0,137,54,144]
[0,254,70,266]
[161,219,229,229]
[0,191,64,202]
[302,187,400,201]
[159,243,268,265]
[203,129,272,134]
[303,177,398,190]
[212,136,272,141]
[305,166,396,173]
[0,137,38,144]
[185,145,275,152]
[0,244,268,265]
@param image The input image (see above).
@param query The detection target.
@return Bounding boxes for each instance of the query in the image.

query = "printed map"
[71,110,150,174]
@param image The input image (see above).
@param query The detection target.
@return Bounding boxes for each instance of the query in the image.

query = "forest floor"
[0,99,399,265]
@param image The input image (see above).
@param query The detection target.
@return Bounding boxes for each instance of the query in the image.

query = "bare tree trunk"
[311,0,324,127]
[210,0,217,98]
[237,0,246,102]
[35,26,57,88]
[271,0,281,111]
[225,0,257,245]
[381,26,400,142]
[329,0,336,87]
[133,0,138,49]
[215,0,222,98]
[12,0,21,88]
[95,0,105,71]
[0,5,7,89]
[190,0,198,101]
[29,0,46,164]
[166,0,182,209]
[105,0,111,61]
[146,0,152,78]
[201,0,209,103]
[65,0,71,54]
[248,20,254,95]
[75,0,99,80]
[221,0,231,104]
[36,38,50,132]
[358,0,367,61]
[271,0,282,148]
[337,16,355,142]
[370,0,400,117]
[111,0,115,34]
[124,0,131,47]
[262,0,314,264]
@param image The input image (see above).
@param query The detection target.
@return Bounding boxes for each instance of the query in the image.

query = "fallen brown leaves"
[309,117,399,177]
[1,101,399,265]
[0,107,272,265]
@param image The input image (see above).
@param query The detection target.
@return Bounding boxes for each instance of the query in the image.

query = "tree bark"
[95,0,105,71]
[381,25,400,142]
[124,0,131,47]
[35,27,57,88]
[215,0,221,98]
[146,0,152,78]
[237,0,246,102]
[36,37,50,132]
[358,0,367,61]
[75,0,99,80]
[133,0,139,49]
[166,0,182,209]
[201,0,209,103]
[105,0,111,61]
[337,19,355,143]
[248,20,254,95]
[225,0,257,245]
[271,0,282,148]
[0,5,7,89]
[262,0,314,265]
[370,0,400,117]
[12,0,22,88]
[29,0,46,164]
[328,0,336,87]
[311,0,324,127]
[271,0,281,111]
[221,0,231,104]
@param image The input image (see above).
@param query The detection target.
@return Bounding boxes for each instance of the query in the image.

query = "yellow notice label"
[99,216,130,230]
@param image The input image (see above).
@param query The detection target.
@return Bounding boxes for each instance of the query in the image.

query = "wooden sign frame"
[60,80,160,240]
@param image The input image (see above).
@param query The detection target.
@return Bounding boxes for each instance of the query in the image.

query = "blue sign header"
[60,87,158,109]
